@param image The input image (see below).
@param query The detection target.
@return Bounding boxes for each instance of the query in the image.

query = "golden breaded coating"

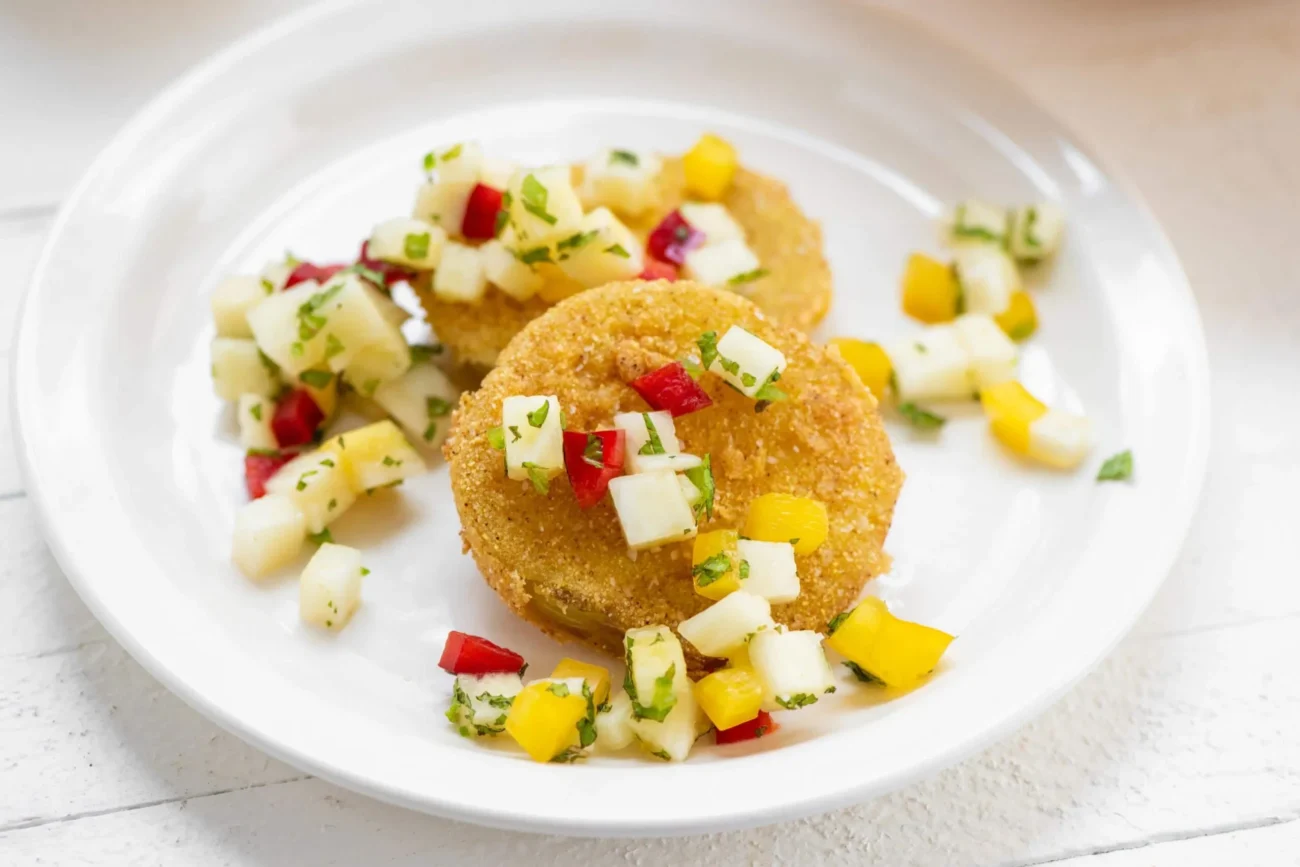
[415,159,833,368]
[445,281,901,673]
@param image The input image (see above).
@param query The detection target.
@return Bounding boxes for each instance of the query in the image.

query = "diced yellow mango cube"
[829,338,892,401]
[504,679,592,763]
[693,668,764,731]
[682,134,738,201]
[550,658,611,707]
[826,597,954,687]
[743,493,828,556]
[979,380,1047,455]
[726,644,751,670]
[994,290,1038,341]
[901,253,961,324]
[692,530,743,601]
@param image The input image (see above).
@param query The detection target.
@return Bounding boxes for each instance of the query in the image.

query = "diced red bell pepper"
[244,451,294,499]
[284,262,346,289]
[630,362,713,417]
[646,210,704,265]
[715,711,778,745]
[562,429,626,509]
[461,183,505,240]
[357,240,417,287]
[271,388,325,448]
[438,631,527,675]
[639,257,679,282]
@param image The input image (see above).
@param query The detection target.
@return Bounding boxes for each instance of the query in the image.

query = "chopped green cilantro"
[422,151,436,175]
[728,268,769,285]
[360,567,370,576]
[845,661,885,685]
[1096,449,1134,482]
[295,470,318,491]
[526,400,550,428]
[520,173,557,225]
[249,402,263,421]
[696,331,719,371]
[382,455,401,467]
[307,528,333,545]
[295,282,345,343]
[260,277,274,294]
[609,149,639,167]
[914,341,928,354]
[582,434,604,468]
[404,232,431,261]
[776,693,819,710]
[684,455,715,521]
[604,243,630,258]
[518,245,553,266]
[409,343,443,363]
[753,371,788,406]
[739,560,750,581]
[258,350,280,377]
[547,681,571,698]
[741,371,756,388]
[508,425,522,442]
[328,498,337,511]
[637,412,666,455]
[521,462,550,494]
[649,748,672,761]
[361,378,379,397]
[320,458,335,468]
[557,230,598,253]
[692,553,732,587]
[299,369,334,389]
[441,143,463,162]
[827,611,850,634]
[427,396,453,418]
[897,402,946,429]
[323,334,346,361]
[493,208,509,237]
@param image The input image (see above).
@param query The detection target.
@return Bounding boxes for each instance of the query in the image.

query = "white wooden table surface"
[2,1,1298,864]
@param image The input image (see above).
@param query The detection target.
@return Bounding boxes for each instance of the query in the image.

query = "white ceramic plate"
[14,0,1208,837]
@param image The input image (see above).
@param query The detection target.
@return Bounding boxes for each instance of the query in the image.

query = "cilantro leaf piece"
[427,396,453,418]
[582,434,604,468]
[520,173,557,225]
[409,343,443,364]
[684,455,715,521]
[775,693,819,710]
[307,528,333,545]
[692,553,732,587]
[827,611,850,635]
[609,149,639,167]
[526,400,550,428]
[739,560,750,581]
[696,331,719,371]
[486,426,506,450]
[604,243,630,258]
[518,245,552,266]
[249,402,263,421]
[440,143,463,162]
[637,412,665,455]
[404,232,431,261]
[1096,449,1134,482]
[521,462,551,494]
[508,425,522,442]
[557,230,598,253]
[845,661,885,685]
[718,355,740,376]
[728,267,769,285]
[897,402,946,429]
[422,151,436,174]
[547,681,571,698]
[298,369,334,389]
[323,333,346,361]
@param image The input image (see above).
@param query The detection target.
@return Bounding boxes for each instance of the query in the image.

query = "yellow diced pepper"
[693,668,764,731]
[692,529,742,601]
[901,252,960,324]
[994,290,1038,341]
[550,658,610,707]
[726,643,751,670]
[825,597,954,687]
[504,680,591,763]
[829,338,892,401]
[682,134,738,201]
[743,493,828,556]
[979,380,1047,455]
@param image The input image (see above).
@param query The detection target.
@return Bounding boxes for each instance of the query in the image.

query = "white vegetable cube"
[412,141,484,236]
[630,683,703,762]
[371,363,460,450]
[613,411,681,473]
[231,494,306,580]
[683,239,761,288]
[211,337,278,401]
[211,275,268,338]
[298,543,366,630]
[448,672,524,737]
[679,203,745,245]
[578,148,663,218]
[677,591,775,658]
[506,165,584,246]
[953,313,1018,391]
[888,326,973,402]
[954,245,1021,316]
[556,207,644,289]
[736,539,799,603]
[236,394,277,451]
[341,337,413,394]
[432,241,487,303]
[502,395,564,483]
[1028,408,1095,469]
[708,326,787,399]
[366,217,445,270]
[322,420,427,492]
[595,690,636,751]
[748,629,836,711]
[264,452,356,534]
[480,237,543,301]
[1009,202,1065,262]
[624,626,690,714]
[479,156,518,190]
[633,453,703,474]
[608,471,697,549]
[947,199,1007,245]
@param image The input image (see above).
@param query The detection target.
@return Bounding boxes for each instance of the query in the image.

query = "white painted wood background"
[2,0,1298,863]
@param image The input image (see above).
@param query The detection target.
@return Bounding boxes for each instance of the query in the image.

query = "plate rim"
[12,0,1211,837]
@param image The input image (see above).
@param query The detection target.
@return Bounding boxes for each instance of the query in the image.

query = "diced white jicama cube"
[677,591,775,658]
[679,203,745,245]
[506,165,584,246]
[578,148,663,218]
[324,420,427,492]
[236,394,277,451]
[954,245,1021,316]
[299,543,366,630]
[556,207,644,288]
[1028,409,1095,469]
[888,326,973,402]
[371,363,459,450]
[736,539,799,603]
[448,672,525,736]
[211,275,268,338]
[613,410,681,473]
[265,452,356,534]
[953,313,1018,391]
[412,142,484,236]
[259,258,295,293]
[480,237,543,301]
[633,453,703,474]
[678,474,702,509]
[748,629,837,711]
[232,494,305,579]
[683,238,761,287]
[366,217,445,270]
[479,156,518,191]
[211,337,278,401]
[502,395,564,484]
[624,626,690,716]
[432,241,487,303]
[709,326,787,399]
[1008,202,1065,262]
[947,199,1007,245]
[341,338,413,395]
[595,690,636,751]
[608,471,697,549]
[630,683,703,762]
